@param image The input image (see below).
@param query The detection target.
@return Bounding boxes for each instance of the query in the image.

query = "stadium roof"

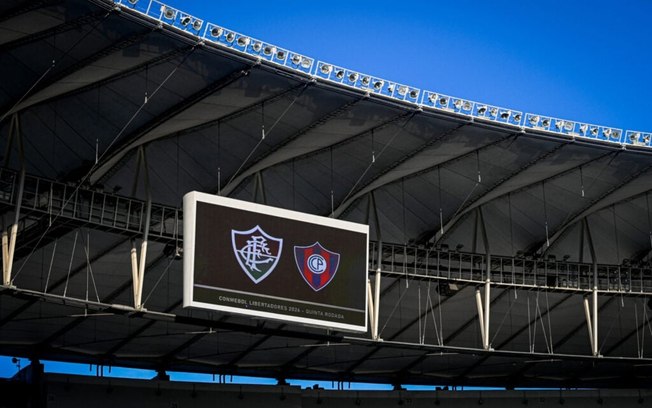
[1,0,652,388]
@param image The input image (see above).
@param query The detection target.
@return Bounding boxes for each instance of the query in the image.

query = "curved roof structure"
[1,0,652,389]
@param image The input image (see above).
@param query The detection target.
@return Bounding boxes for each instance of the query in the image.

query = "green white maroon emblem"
[231,225,283,284]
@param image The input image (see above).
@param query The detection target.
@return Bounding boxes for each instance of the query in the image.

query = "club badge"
[294,242,340,291]
[231,225,283,284]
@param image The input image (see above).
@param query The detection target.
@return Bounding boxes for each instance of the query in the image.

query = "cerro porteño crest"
[231,225,283,284]
[294,242,340,291]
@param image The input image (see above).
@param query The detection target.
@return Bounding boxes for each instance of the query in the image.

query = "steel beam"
[218,95,369,197]
[535,162,652,256]
[90,63,253,185]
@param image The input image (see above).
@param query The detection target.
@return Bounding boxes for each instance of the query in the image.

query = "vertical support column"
[373,267,381,340]
[2,114,25,287]
[479,208,491,350]
[483,269,491,350]
[583,218,600,356]
[368,192,382,341]
[592,263,599,356]
[583,296,594,353]
[475,288,486,347]
[130,146,151,310]
[367,279,375,337]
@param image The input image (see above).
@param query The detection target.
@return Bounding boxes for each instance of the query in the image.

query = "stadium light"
[525,113,624,145]
[625,131,651,147]
[315,61,418,102]
[134,0,652,150]
[162,5,176,20]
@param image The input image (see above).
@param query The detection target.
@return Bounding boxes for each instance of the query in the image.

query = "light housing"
[140,1,649,150]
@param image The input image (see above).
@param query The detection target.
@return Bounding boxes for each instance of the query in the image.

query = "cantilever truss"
[1,0,652,389]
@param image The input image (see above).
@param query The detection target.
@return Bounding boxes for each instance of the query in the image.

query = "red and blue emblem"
[294,242,340,291]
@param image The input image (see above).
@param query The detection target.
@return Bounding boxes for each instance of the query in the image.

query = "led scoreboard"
[183,192,369,332]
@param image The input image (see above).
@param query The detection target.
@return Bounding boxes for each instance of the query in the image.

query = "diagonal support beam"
[0,10,109,54]
[534,163,652,256]
[22,45,194,110]
[331,122,469,219]
[343,283,470,375]
[427,150,617,246]
[432,141,569,245]
[550,296,615,352]
[2,28,154,117]
[218,95,369,197]
[450,292,573,382]
[36,253,168,348]
[89,63,253,184]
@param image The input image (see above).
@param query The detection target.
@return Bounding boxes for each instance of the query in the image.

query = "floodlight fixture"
[528,115,540,126]
[541,118,550,128]
[386,83,395,93]
[291,54,301,65]
[426,92,437,104]
[373,80,383,90]
[210,26,223,38]
[453,99,462,110]
[590,127,598,136]
[252,41,262,53]
[162,6,175,19]
[361,76,370,86]
[300,57,311,69]
[192,19,202,31]
[513,113,522,122]
[180,15,191,26]
[500,110,511,120]
[625,130,651,147]
[555,120,564,130]
[263,45,275,55]
[397,85,408,96]
[237,36,250,47]
[603,128,612,138]
[320,64,332,75]
[579,124,588,134]
[477,105,487,115]
[409,89,419,99]
[348,72,359,83]
[462,101,472,111]
[335,69,345,79]
[225,32,235,43]
[276,50,286,60]
[439,96,448,107]
[488,107,498,117]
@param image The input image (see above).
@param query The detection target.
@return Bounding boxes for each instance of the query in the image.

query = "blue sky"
[154,0,652,133]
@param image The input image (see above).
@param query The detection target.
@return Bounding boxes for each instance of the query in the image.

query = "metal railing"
[370,242,652,295]
[0,168,180,241]
[0,168,649,294]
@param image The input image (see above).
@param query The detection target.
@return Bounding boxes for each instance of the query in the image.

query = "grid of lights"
[116,0,651,151]
[315,62,420,103]
[625,130,652,147]
[523,113,624,144]
[420,91,522,125]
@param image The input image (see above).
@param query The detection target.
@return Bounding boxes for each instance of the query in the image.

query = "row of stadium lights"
[120,0,652,149]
